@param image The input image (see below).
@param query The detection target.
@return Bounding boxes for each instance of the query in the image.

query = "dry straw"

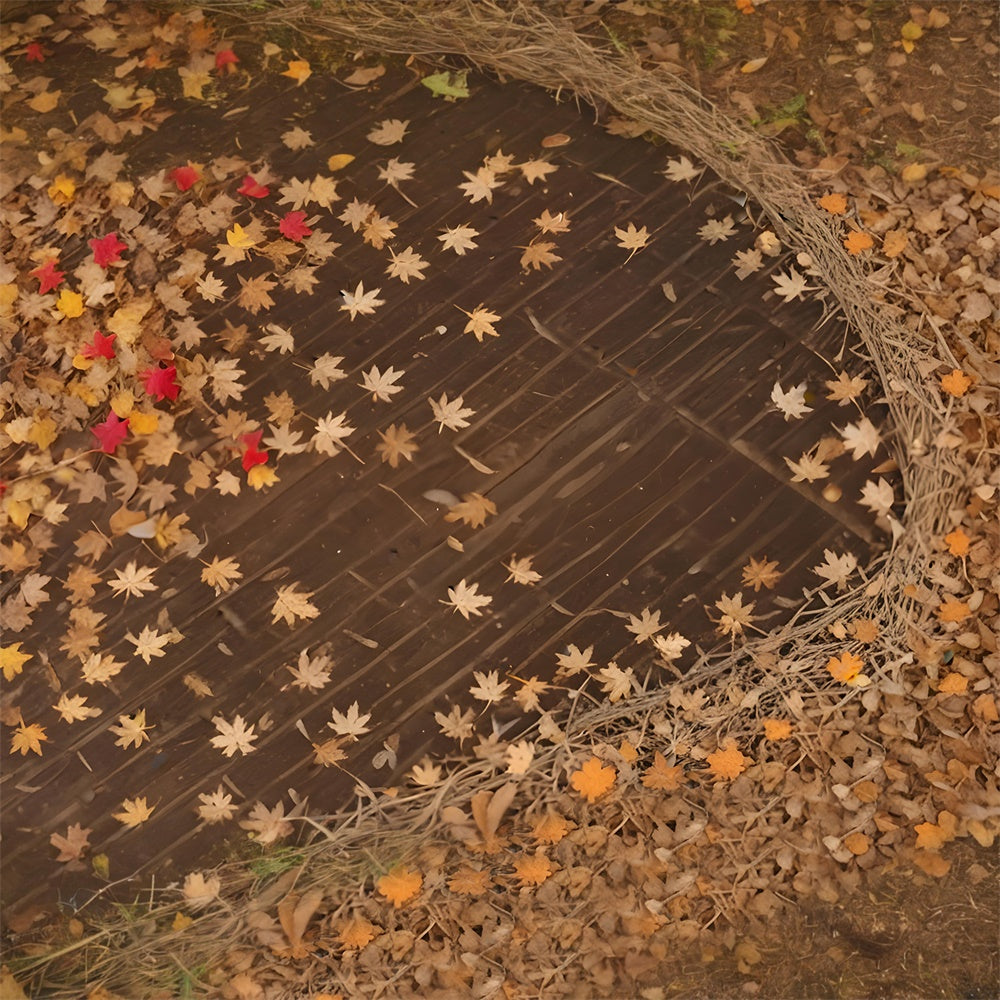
[21,1,968,993]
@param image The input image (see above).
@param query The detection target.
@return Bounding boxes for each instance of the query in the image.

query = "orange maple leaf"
[943,527,970,557]
[940,369,973,397]
[843,230,874,254]
[842,832,870,856]
[936,598,970,623]
[570,756,616,802]
[818,192,847,215]
[705,740,749,780]
[337,916,379,949]
[447,865,492,896]
[762,719,793,741]
[641,752,685,791]
[513,852,554,887]
[376,865,422,908]
[826,650,864,683]
[530,812,574,845]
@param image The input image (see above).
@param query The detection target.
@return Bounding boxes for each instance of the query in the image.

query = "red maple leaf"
[31,259,64,294]
[169,165,201,192]
[140,364,180,401]
[240,430,269,471]
[215,48,239,73]
[80,330,117,360]
[89,232,127,268]
[25,42,45,62]
[279,211,312,242]
[92,413,129,453]
[238,175,270,199]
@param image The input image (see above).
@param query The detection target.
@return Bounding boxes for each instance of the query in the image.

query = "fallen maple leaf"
[328,701,372,740]
[448,866,492,897]
[813,549,858,590]
[520,241,562,271]
[109,709,154,750]
[200,555,242,594]
[503,554,541,585]
[940,369,973,397]
[210,714,258,756]
[112,796,155,828]
[712,592,756,637]
[170,164,200,191]
[239,800,293,844]
[377,865,422,907]
[282,59,311,85]
[458,304,501,342]
[89,232,127,267]
[770,380,812,420]
[375,423,418,467]
[468,669,509,705]
[438,223,479,255]
[642,752,685,791]
[741,556,782,592]
[429,392,475,432]
[706,740,749,780]
[843,230,874,254]
[279,210,312,242]
[197,785,236,824]
[614,221,650,261]
[271,584,319,627]
[50,823,92,862]
[839,417,880,459]
[341,280,385,321]
[825,369,868,405]
[826,650,866,685]
[182,871,221,909]
[237,174,269,198]
[444,492,496,529]
[818,192,848,214]
[367,118,409,145]
[10,721,47,756]
[944,527,970,558]
[441,578,492,619]
[1,643,31,681]
[570,756,616,802]
[31,258,64,294]
[626,607,665,643]
[126,625,171,663]
[513,852,554,887]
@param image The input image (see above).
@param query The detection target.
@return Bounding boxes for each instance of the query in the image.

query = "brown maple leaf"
[375,423,418,467]
[444,492,497,529]
[741,556,782,592]
[237,273,277,314]
[50,823,92,863]
[520,241,562,271]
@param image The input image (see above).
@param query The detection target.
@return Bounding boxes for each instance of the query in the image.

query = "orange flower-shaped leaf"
[531,811,574,845]
[706,740,749,780]
[762,719,793,741]
[940,369,973,397]
[513,852,554,887]
[944,527,970,557]
[376,865,422,908]
[570,756,616,802]
[337,916,379,949]
[937,598,970,623]
[447,865,492,897]
[843,230,874,254]
[818,192,847,215]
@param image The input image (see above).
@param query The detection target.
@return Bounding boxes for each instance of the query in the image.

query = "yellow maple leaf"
[172,912,194,931]
[843,230,874,255]
[112,796,155,828]
[705,740,749,780]
[247,465,278,490]
[444,492,497,529]
[56,289,84,318]
[939,369,973,397]
[570,755,616,802]
[10,721,47,756]
[641,752,684,790]
[128,410,159,435]
[376,865,422,908]
[1,643,31,681]
[271,583,319,627]
[226,223,258,249]
[47,173,75,204]
[282,59,312,85]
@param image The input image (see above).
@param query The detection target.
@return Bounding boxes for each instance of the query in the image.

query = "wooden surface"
[0,20,889,916]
